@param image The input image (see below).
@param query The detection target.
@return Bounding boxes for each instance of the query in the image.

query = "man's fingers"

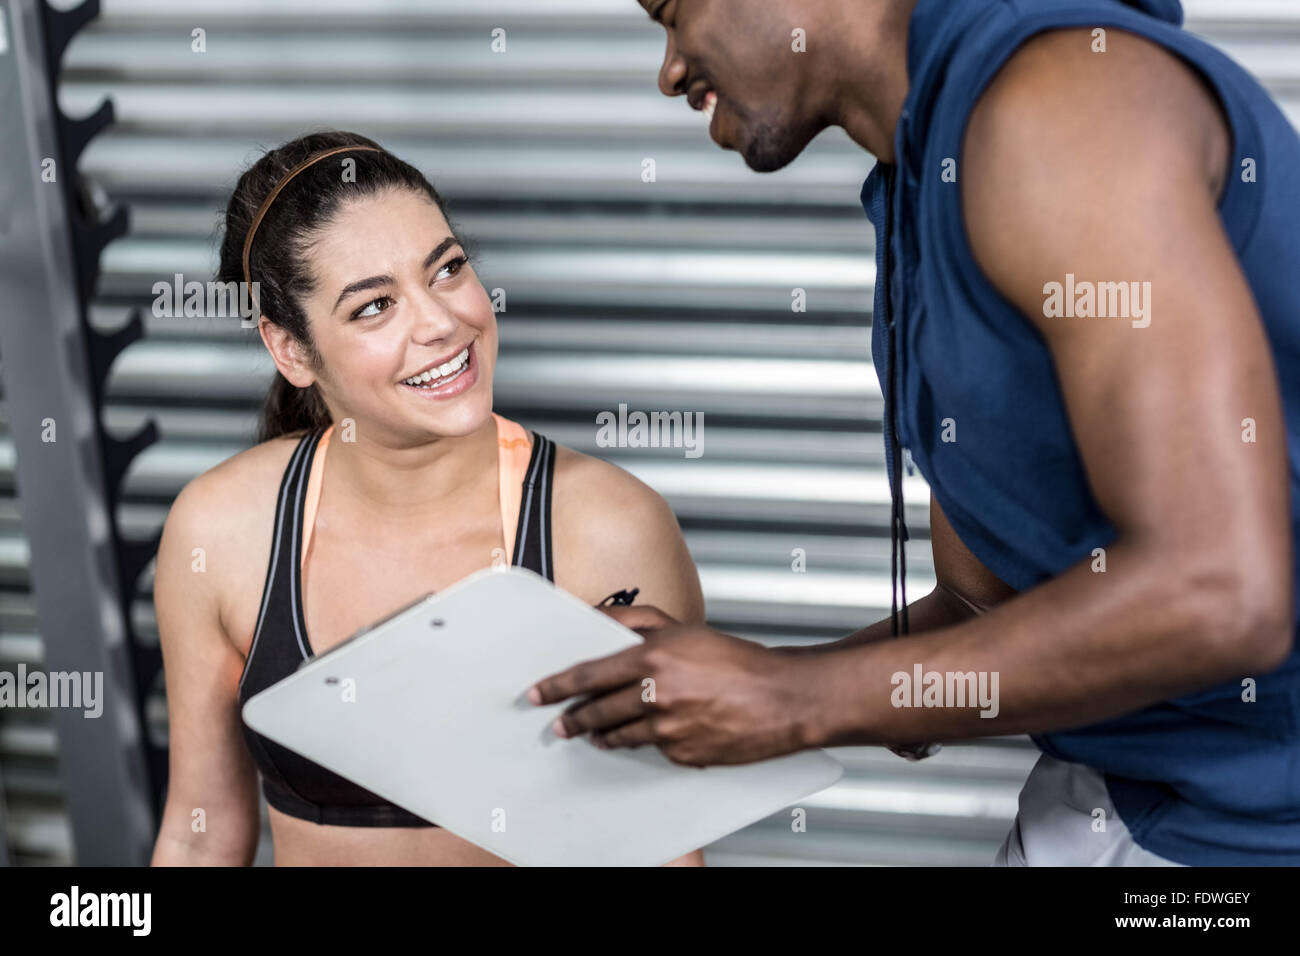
[557,685,647,737]
[529,605,681,705]
[528,644,645,705]
[593,718,657,750]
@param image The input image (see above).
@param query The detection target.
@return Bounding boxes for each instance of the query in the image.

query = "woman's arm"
[551,445,706,625]
[550,444,707,865]
[150,476,262,866]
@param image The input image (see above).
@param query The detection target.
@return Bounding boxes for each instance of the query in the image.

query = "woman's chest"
[225,498,507,659]
[299,516,506,657]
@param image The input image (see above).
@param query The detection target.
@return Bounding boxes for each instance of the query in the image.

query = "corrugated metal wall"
[1,0,1295,866]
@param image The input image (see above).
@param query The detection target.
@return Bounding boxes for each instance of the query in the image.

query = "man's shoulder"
[957,25,1230,316]
[961,26,1229,194]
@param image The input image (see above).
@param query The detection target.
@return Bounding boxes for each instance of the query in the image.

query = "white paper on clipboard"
[242,566,844,866]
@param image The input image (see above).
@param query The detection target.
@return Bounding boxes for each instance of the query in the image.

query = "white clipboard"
[241,566,844,866]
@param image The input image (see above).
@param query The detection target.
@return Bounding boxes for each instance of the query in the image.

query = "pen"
[599,587,640,607]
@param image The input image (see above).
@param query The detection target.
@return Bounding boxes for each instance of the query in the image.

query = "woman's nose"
[411,289,460,341]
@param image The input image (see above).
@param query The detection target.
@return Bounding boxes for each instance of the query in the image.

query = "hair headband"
[240,144,384,303]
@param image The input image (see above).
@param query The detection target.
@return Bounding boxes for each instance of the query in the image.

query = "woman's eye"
[351,257,466,319]
[434,255,468,282]
[353,296,393,320]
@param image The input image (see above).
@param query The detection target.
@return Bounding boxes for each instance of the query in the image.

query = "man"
[529,0,1300,865]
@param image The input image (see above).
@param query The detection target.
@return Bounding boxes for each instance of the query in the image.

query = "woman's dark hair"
[218,130,459,443]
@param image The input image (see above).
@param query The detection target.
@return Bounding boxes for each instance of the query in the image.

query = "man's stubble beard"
[737,104,818,173]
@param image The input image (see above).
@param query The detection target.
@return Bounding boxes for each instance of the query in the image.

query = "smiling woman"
[149,131,707,867]
[218,131,489,444]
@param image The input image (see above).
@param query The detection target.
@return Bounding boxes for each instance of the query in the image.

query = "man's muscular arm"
[531,28,1292,767]
[807,27,1293,748]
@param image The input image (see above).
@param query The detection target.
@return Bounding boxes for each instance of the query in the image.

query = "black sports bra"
[237,420,557,827]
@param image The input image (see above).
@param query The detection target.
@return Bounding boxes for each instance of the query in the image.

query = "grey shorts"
[993,753,1185,866]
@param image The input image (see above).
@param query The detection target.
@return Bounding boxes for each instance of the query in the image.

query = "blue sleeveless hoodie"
[865,0,1300,864]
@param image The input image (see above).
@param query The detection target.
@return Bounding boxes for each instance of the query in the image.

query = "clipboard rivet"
[431,619,445,627]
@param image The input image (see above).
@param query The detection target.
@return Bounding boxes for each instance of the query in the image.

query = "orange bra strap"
[493,412,533,562]
[300,416,534,571]
[300,425,332,570]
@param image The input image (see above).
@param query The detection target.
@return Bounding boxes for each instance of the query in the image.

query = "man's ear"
[259,317,316,388]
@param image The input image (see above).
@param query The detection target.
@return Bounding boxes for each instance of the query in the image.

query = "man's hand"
[527,605,827,766]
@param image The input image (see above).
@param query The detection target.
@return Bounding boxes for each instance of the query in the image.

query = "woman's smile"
[397,339,480,401]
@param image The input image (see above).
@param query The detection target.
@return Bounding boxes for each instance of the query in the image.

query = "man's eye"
[353,296,393,320]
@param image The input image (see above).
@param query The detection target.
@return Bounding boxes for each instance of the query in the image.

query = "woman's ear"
[259,317,316,387]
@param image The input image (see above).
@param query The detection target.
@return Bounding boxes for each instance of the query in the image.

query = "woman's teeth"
[401,347,469,388]
[703,91,717,122]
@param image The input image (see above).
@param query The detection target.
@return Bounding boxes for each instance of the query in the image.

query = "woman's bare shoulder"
[548,442,703,621]
[173,432,306,528]
[550,442,675,529]
[159,432,309,639]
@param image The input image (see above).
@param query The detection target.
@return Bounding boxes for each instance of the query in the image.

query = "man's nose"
[658,34,687,97]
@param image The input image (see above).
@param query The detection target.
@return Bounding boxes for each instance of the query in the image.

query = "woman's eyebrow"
[331,236,462,312]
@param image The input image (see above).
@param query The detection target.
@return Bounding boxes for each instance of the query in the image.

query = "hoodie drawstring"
[882,165,910,637]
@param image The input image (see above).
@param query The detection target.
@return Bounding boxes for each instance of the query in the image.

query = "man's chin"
[736,123,810,173]
[741,147,795,173]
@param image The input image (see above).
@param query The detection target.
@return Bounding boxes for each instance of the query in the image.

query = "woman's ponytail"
[257,372,331,445]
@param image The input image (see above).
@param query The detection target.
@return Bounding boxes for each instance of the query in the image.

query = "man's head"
[640,0,826,171]
[638,0,914,168]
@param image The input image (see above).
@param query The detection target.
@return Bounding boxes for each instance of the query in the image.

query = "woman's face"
[293,187,497,441]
